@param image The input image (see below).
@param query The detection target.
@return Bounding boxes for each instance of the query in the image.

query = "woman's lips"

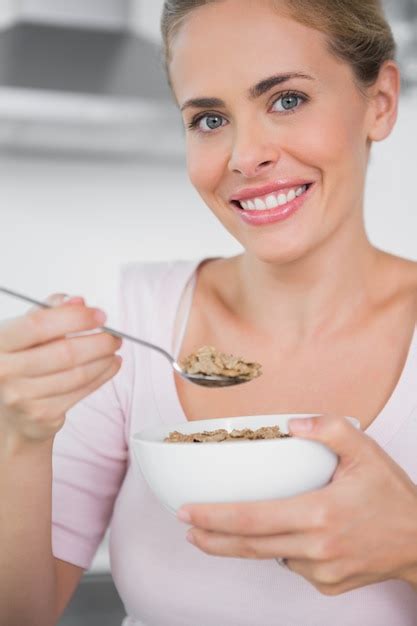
[230,180,313,203]
[231,183,314,226]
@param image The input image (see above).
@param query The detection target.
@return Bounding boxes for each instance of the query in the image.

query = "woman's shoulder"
[119,258,202,293]
[380,253,417,322]
[120,258,187,280]
[116,258,206,318]
[412,262,417,323]
[114,259,204,335]
[395,256,417,301]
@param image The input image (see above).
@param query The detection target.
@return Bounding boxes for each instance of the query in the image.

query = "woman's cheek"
[308,104,368,167]
[292,116,345,168]
[187,140,226,195]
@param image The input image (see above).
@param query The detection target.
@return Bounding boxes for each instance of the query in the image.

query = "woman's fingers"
[9,356,122,442]
[289,415,367,469]
[5,331,122,378]
[1,355,120,401]
[185,527,363,596]
[27,293,84,312]
[285,558,372,595]
[0,292,122,444]
[178,490,330,536]
[42,355,122,416]
[0,300,106,352]
[186,528,320,560]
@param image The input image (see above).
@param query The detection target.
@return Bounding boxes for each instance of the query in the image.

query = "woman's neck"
[232,222,382,345]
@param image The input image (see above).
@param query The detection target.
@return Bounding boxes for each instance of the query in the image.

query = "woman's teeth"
[239,185,308,211]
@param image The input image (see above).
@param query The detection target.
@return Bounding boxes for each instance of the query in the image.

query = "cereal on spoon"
[180,345,262,381]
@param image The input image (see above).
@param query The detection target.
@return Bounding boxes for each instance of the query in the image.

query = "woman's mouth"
[230,183,313,226]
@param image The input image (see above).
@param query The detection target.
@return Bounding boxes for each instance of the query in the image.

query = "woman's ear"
[367,61,400,142]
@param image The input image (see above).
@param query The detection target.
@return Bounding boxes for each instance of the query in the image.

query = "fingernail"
[186,530,195,545]
[94,309,107,324]
[177,508,191,524]
[63,296,84,305]
[47,294,68,306]
[289,417,313,433]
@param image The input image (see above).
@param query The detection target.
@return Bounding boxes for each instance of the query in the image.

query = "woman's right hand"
[0,294,122,446]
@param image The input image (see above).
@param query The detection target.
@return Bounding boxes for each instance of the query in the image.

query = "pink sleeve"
[51,268,134,569]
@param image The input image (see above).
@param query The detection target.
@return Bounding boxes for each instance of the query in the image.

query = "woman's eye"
[272,93,304,113]
[188,114,227,133]
[187,93,305,133]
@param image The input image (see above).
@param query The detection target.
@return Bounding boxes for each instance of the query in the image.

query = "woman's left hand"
[177,415,417,595]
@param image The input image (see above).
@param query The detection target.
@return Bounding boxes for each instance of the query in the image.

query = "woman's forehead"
[169,0,332,99]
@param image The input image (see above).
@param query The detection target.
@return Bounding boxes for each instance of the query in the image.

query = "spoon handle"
[0,286,175,365]
[0,286,50,310]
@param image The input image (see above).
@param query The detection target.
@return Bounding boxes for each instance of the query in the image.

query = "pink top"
[52,259,417,626]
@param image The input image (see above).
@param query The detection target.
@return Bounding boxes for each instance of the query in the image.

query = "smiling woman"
[163,0,401,264]
[1,2,417,626]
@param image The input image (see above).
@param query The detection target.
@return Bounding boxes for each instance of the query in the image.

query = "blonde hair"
[161,0,396,87]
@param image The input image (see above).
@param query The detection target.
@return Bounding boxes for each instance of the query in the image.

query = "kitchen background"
[0,1,416,625]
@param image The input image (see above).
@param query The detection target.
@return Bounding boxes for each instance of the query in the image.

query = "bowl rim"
[131,413,360,447]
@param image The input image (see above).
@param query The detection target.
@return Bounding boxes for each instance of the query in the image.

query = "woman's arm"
[0,295,122,624]
[0,436,58,626]
[400,565,417,592]
[0,435,86,626]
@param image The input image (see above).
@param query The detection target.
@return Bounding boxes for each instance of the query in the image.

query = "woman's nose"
[227,125,282,178]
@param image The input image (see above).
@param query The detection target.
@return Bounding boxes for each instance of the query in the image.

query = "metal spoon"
[0,286,252,388]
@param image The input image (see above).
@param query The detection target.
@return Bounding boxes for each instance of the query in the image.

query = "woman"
[1,1,416,625]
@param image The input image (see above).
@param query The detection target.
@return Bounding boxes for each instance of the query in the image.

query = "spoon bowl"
[172,361,251,387]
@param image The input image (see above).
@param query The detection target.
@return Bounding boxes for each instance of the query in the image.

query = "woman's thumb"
[288,414,364,462]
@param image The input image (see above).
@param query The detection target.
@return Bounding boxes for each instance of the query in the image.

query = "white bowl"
[131,414,351,514]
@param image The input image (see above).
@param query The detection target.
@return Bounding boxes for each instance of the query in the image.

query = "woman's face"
[169,0,386,264]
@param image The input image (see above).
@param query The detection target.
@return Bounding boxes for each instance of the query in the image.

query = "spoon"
[0,286,252,388]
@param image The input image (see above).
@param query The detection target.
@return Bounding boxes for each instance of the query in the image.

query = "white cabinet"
[17,0,130,30]
[0,0,166,38]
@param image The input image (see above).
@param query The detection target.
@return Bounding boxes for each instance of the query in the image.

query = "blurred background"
[0,1,416,624]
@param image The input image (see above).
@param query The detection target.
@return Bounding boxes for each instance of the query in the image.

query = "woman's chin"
[243,238,315,266]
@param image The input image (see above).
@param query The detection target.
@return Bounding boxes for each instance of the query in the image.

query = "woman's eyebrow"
[180,72,314,112]
[249,72,314,98]
[180,97,224,112]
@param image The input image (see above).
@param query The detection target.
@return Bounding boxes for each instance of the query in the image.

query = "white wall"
[0,152,241,324]
[365,90,417,259]
[130,0,165,42]
[0,92,416,327]
[0,0,17,27]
